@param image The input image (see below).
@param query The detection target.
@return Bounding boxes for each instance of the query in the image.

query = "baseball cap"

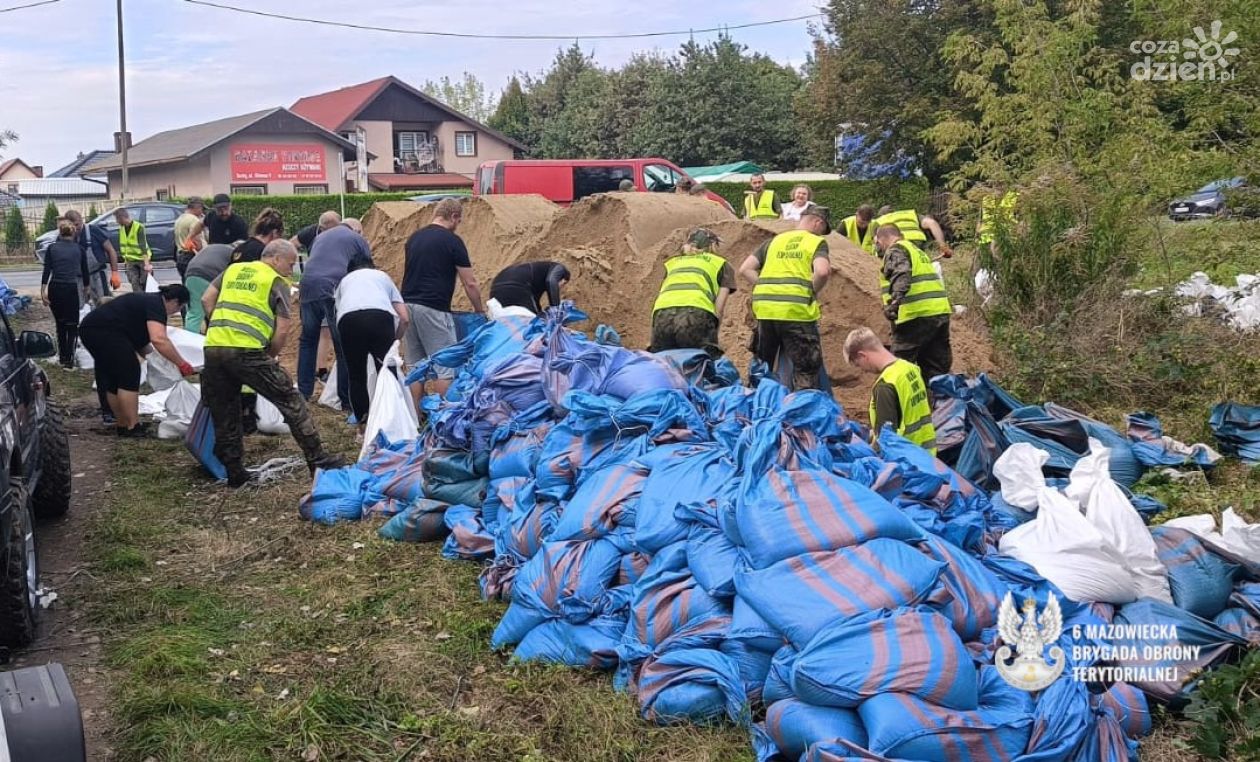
[187,196,204,209]
[213,193,231,208]
[801,204,832,234]
[687,228,721,249]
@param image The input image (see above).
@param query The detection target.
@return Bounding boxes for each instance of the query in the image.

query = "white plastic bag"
[999,486,1140,604]
[156,380,201,440]
[74,342,94,370]
[145,273,160,293]
[993,443,1048,511]
[1066,440,1172,603]
[318,362,342,410]
[138,387,174,417]
[256,395,290,436]
[1165,508,1260,558]
[146,328,206,392]
[358,361,418,462]
[365,341,404,410]
[486,297,536,321]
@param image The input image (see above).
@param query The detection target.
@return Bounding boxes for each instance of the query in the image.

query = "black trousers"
[47,281,81,366]
[337,309,396,422]
[892,315,953,383]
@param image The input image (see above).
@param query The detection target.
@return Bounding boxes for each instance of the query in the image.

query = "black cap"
[187,196,204,209]
[801,204,831,235]
[213,193,231,208]
[687,228,721,249]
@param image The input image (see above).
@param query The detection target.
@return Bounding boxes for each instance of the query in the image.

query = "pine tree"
[40,200,60,234]
[4,208,29,252]
[488,77,532,151]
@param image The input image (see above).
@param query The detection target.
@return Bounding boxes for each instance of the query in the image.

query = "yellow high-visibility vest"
[652,252,727,316]
[874,209,927,243]
[978,191,1019,244]
[751,230,825,322]
[879,239,951,324]
[870,358,937,454]
[118,222,148,262]
[842,215,875,254]
[744,191,779,220]
[205,262,282,350]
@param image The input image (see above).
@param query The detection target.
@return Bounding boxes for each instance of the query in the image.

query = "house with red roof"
[292,76,526,192]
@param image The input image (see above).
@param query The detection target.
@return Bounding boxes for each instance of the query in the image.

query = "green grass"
[1132,218,1260,292]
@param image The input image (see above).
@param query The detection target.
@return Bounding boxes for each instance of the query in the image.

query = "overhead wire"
[181,0,823,41]
[0,0,60,14]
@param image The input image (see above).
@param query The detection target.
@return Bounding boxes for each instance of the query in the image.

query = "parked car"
[34,202,183,263]
[1168,177,1246,221]
[0,319,70,648]
[408,191,471,204]
[473,158,736,214]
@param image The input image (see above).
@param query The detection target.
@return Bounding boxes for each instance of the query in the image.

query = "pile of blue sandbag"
[300,304,1259,761]
[0,277,31,315]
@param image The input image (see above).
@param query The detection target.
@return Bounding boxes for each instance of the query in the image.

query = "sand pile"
[356,193,991,417]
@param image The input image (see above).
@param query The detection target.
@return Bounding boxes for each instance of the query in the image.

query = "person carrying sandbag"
[200,239,346,487]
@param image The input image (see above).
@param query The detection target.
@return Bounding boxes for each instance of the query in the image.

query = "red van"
[473,158,735,214]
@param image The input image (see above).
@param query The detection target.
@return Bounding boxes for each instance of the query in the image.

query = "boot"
[226,466,252,489]
[308,453,348,476]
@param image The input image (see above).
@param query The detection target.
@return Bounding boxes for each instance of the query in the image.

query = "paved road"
[1,262,180,295]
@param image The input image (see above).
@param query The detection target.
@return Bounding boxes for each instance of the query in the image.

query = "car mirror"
[18,331,56,359]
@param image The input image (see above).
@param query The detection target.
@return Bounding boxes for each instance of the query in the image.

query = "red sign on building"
[229,143,326,182]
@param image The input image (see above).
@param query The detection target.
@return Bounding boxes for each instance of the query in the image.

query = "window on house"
[293,184,328,195]
[230,185,268,196]
[155,189,169,201]
[455,132,477,157]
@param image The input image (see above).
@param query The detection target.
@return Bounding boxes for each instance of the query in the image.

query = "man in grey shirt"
[297,219,373,407]
[184,243,237,334]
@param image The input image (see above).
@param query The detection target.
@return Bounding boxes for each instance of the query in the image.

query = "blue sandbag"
[1127,411,1220,469]
[636,443,737,554]
[1112,599,1247,704]
[791,607,978,710]
[549,462,647,542]
[736,466,924,569]
[859,666,1034,762]
[1151,526,1240,619]
[299,467,371,525]
[735,539,945,649]
[493,538,624,648]
[621,544,730,663]
[761,645,796,706]
[730,595,784,653]
[917,536,1009,640]
[719,638,775,704]
[481,476,527,533]
[636,647,748,726]
[378,498,450,542]
[685,521,741,599]
[513,616,625,669]
[1019,678,1098,762]
[1210,401,1260,464]
[1097,682,1152,739]
[451,310,488,340]
[765,699,867,761]
[1045,402,1144,487]
[441,503,495,561]
[425,477,488,508]
[184,400,227,480]
[1215,607,1260,643]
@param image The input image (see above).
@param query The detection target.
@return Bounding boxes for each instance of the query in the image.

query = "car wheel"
[0,480,38,648]
[31,399,71,521]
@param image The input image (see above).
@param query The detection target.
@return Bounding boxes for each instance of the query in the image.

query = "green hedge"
[706,178,929,219]
[172,191,467,231]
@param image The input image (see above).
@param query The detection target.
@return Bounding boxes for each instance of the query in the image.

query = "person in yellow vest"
[873,206,953,257]
[743,173,781,220]
[201,240,346,488]
[840,204,876,252]
[977,189,1019,257]
[114,207,152,293]
[650,228,737,358]
[738,205,833,391]
[873,224,953,384]
[843,326,938,454]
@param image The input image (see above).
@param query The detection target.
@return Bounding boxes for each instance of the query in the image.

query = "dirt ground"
[361,193,992,416]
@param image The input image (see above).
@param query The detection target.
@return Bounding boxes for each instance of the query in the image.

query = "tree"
[4,209,28,252]
[0,128,14,156]
[522,43,602,158]
[488,77,531,148]
[40,201,59,235]
[422,72,496,123]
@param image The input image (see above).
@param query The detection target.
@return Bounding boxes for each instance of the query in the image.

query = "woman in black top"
[80,285,197,436]
[231,208,285,263]
[40,220,91,367]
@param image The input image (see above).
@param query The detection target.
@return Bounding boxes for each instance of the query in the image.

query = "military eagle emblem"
[995,591,1066,691]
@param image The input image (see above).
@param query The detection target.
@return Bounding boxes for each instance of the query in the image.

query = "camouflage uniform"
[650,307,723,359]
[755,319,824,392]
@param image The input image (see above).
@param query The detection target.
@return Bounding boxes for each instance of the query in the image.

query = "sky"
[0,0,822,171]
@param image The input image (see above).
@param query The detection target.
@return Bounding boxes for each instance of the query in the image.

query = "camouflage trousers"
[649,307,723,359]
[201,347,328,477]
[755,319,823,392]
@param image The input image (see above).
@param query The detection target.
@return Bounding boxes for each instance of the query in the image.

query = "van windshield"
[643,164,682,192]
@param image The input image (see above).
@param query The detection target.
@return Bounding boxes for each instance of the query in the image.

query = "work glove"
[110,271,121,290]
[884,303,901,323]
[177,361,196,377]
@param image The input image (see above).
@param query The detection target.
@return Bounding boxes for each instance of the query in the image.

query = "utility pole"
[116,0,129,200]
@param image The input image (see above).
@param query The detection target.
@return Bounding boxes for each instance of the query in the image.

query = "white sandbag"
[365,341,405,410]
[156,380,201,440]
[138,387,174,417]
[1165,508,1260,558]
[146,328,206,392]
[486,297,536,321]
[145,273,160,293]
[1066,440,1172,603]
[256,395,290,436]
[999,486,1140,604]
[318,362,342,410]
[74,341,94,370]
[975,269,995,307]
[993,443,1049,511]
[358,361,418,462]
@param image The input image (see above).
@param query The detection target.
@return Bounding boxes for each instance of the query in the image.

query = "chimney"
[32,166,43,178]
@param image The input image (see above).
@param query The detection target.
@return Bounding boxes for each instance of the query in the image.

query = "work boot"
[226,466,252,489]
[308,453,348,476]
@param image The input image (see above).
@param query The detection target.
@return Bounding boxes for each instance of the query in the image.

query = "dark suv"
[0,317,70,648]
[34,202,184,263]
